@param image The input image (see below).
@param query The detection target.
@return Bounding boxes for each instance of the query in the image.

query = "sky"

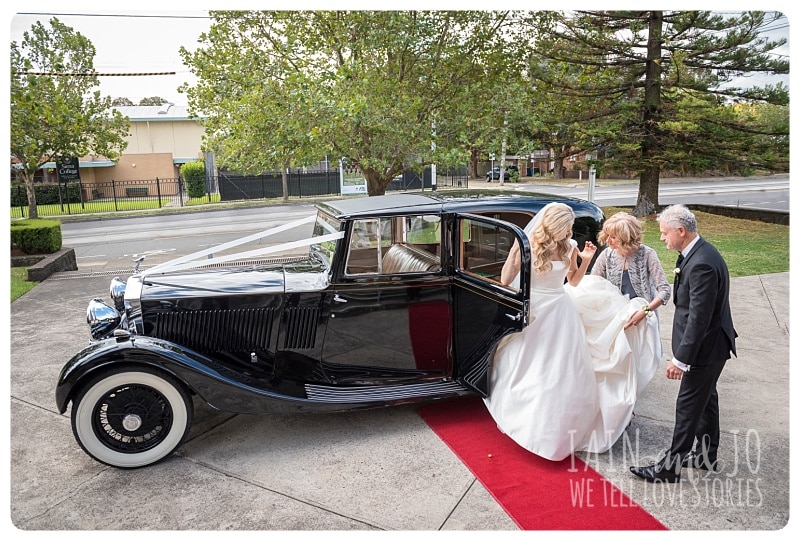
[5,4,793,107]
[8,8,211,106]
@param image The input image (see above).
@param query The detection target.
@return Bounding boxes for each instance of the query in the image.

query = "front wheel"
[71,366,193,468]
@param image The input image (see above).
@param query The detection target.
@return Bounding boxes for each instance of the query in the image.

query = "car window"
[345,215,441,275]
[458,218,519,292]
[311,211,341,266]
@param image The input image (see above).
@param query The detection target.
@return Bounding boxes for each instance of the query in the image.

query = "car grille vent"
[283,306,320,349]
[154,308,276,352]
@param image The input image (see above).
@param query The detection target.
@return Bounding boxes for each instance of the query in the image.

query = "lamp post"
[587,151,597,202]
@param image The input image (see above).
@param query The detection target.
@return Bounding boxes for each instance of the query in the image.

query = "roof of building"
[113,104,203,121]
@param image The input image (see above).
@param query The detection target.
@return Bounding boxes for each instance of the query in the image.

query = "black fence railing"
[218,171,341,200]
[387,166,469,191]
[10,178,185,218]
[11,167,471,218]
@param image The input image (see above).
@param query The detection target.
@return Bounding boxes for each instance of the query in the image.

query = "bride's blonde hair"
[531,203,574,275]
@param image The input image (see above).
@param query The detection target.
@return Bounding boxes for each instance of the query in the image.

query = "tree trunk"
[280,168,289,203]
[498,117,508,185]
[469,148,480,178]
[24,172,39,219]
[634,166,660,216]
[363,169,387,196]
[552,148,566,180]
[634,11,664,217]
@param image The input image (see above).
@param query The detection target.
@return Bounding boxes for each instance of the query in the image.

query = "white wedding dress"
[483,241,661,461]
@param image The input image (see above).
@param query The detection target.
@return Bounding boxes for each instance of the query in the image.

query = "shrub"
[181,161,207,199]
[10,182,82,207]
[11,218,63,254]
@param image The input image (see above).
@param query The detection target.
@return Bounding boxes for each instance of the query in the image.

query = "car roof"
[316,190,604,221]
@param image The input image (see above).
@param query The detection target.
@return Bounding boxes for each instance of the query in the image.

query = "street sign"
[57,156,81,182]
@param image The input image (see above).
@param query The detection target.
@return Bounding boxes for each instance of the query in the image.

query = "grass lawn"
[602,207,789,279]
[13,198,165,218]
[186,193,222,206]
[10,267,39,301]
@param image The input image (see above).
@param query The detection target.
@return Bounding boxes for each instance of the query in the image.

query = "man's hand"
[666,364,684,380]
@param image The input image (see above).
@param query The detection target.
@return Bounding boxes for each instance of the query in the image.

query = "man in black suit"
[630,205,737,483]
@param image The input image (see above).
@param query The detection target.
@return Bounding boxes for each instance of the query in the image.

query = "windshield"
[310,210,341,266]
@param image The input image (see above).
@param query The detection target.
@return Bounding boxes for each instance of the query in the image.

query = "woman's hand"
[579,241,597,261]
[624,310,648,329]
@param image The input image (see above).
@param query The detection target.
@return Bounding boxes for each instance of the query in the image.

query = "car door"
[452,213,530,397]
[321,213,451,382]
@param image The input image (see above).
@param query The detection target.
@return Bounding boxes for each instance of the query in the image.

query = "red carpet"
[418,396,666,530]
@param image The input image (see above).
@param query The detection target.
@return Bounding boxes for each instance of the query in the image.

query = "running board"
[304,380,466,403]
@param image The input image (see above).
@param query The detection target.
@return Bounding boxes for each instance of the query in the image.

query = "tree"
[11,18,129,219]
[181,11,522,195]
[112,97,135,106]
[139,96,169,106]
[531,11,789,215]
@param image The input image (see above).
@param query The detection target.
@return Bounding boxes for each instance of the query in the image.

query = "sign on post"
[57,156,81,182]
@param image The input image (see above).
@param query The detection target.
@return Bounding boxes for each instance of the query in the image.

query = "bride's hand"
[579,241,597,260]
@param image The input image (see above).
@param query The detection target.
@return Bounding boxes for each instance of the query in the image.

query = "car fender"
[54,335,368,416]
[55,335,215,414]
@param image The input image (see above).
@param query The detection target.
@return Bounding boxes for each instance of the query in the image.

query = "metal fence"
[11,166,471,218]
[217,171,341,200]
[10,178,186,218]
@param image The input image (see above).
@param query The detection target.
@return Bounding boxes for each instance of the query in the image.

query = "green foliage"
[180,11,532,195]
[180,161,207,198]
[531,11,789,211]
[138,96,168,106]
[10,183,81,206]
[11,219,63,254]
[10,17,130,219]
[112,97,134,106]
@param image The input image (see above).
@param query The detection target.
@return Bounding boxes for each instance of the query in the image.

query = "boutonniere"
[673,267,681,276]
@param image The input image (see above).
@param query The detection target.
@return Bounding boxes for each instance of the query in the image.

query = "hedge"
[10,183,82,207]
[10,219,63,254]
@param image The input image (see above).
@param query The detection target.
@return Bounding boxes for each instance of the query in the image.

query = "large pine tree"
[531,11,788,215]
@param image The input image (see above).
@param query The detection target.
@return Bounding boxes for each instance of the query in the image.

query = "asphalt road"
[60,175,789,273]
[514,176,789,211]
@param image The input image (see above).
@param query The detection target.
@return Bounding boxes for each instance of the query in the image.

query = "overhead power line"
[17,12,210,20]
[15,71,176,77]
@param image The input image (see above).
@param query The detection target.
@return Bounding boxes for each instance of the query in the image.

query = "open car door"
[452,214,530,397]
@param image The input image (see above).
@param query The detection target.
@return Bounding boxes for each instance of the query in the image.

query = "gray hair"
[657,204,697,233]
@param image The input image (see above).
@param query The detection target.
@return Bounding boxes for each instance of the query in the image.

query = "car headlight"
[87,298,121,340]
[109,277,126,311]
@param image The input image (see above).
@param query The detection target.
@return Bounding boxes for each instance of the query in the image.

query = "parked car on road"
[56,191,604,468]
[486,165,519,181]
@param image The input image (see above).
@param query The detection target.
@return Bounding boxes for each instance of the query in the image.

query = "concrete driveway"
[9,268,789,531]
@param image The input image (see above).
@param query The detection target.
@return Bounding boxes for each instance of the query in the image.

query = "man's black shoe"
[630,462,681,483]
[682,450,719,472]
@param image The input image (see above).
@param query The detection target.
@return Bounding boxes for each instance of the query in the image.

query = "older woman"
[592,212,671,328]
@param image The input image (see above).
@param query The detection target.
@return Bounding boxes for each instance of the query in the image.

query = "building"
[36,104,206,195]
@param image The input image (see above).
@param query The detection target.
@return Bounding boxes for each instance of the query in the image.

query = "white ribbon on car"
[141,214,344,276]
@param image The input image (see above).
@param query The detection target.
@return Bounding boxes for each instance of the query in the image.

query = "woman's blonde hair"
[531,203,574,274]
[597,212,643,252]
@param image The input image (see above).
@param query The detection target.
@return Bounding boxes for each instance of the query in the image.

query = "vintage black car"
[56,191,604,468]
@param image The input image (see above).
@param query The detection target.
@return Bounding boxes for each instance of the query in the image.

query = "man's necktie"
[673,253,684,303]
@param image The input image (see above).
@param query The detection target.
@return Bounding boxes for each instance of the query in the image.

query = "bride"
[483,202,661,461]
